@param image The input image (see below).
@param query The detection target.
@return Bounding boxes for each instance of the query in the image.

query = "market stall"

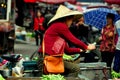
[0,0,16,54]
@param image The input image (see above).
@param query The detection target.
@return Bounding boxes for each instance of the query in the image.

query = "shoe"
[0,60,9,70]
[2,60,8,65]
[0,63,3,66]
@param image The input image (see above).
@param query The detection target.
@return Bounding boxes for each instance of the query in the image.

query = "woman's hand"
[80,49,85,52]
[87,44,96,50]
[80,49,83,52]
[99,36,102,41]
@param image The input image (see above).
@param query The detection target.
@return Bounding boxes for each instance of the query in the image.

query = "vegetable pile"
[63,54,80,61]
[41,74,66,80]
[63,54,73,60]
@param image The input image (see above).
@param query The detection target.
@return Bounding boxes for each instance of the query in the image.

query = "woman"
[33,9,45,46]
[38,5,95,77]
[99,13,116,67]
[112,8,120,79]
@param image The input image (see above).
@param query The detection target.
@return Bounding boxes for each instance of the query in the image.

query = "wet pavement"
[14,39,39,58]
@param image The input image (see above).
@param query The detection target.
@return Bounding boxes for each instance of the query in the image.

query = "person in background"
[69,15,90,45]
[99,13,116,67]
[69,15,100,63]
[38,5,95,78]
[33,9,45,46]
[43,8,54,30]
[112,8,120,79]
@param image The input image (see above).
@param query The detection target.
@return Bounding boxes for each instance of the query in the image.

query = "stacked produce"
[41,74,66,80]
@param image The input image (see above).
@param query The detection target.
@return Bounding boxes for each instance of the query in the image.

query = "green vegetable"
[63,54,73,60]
[0,74,5,80]
[111,70,120,79]
[26,32,33,37]
[41,74,66,80]
[32,57,38,61]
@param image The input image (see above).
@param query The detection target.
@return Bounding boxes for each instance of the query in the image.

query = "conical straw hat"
[48,5,83,24]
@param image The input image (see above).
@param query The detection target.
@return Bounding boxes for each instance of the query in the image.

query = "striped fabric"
[84,8,119,30]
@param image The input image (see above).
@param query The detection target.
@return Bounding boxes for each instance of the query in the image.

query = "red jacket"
[38,22,88,55]
[33,17,45,31]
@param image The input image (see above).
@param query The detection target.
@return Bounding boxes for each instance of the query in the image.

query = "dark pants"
[38,53,80,77]
[63,60,80,77]
[113,50,120,73]
[101,51,114,67]
[34,30,44,46]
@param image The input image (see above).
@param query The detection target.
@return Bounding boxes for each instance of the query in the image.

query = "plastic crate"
[23,61,38,71]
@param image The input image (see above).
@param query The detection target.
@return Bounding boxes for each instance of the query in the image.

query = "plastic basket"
[23,61,38,71]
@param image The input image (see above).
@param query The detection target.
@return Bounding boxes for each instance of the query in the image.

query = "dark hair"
[34,9,44,18]
[106,13,115,20]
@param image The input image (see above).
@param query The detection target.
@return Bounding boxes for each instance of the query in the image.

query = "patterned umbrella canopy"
[84,8,119,29]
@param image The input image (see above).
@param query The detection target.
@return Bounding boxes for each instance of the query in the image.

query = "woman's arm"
[33,18,39,31]
[64,42,83,55]
[56,23,95,50]
[57,23,88,50]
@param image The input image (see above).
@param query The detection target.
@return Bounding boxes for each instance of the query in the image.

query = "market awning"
[24,0,76,4]
[24,0,36,3]
[105,0,120,4]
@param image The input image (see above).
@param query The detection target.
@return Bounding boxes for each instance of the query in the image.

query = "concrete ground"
[14,39,39,59]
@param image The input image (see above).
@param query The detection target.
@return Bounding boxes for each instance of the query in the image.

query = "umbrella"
[105,0,120,4]
[24,0,76,4]
[83,8,119,29]
[24,0,36,3]
[38,0,76,4]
